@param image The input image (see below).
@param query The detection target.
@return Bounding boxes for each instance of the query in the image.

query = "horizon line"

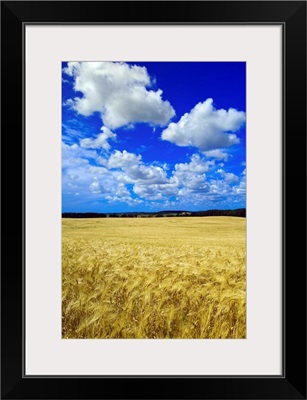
[62,207,246,214]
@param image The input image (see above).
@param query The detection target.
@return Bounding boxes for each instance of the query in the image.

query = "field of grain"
[62,217,246,339]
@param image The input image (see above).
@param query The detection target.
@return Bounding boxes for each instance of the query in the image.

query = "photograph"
[1,0,306,397]
[62,61,246,339]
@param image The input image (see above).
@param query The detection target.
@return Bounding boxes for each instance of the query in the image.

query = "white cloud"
[107,150,141,169]
[62,142,124,200]
[174,154,212,174]
[208,180,231,198]
[107,150,168,185]
[88,166,108,175]
[161,98,245,152]
[133,185,165,201]
[127,165,167,184]
[63,146,170,202]
[217,169,239,184]
[62,142,97,168]
[89,179,108,194]
[80,126,116,151]
[171,154,212,192]
[232,179,246,195]
[67,173,79,181]
[63,62,175,129]
[62,138,245,208]
[204,149,229,161]
[133,181,178,200]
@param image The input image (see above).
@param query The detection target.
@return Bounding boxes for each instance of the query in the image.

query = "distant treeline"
[62,208,246,218]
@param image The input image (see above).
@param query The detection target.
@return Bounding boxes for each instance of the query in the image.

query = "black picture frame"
[1,1,306,399]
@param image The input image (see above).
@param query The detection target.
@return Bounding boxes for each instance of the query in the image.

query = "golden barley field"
[62,217,246,339]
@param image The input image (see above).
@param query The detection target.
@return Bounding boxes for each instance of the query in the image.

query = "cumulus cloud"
[171,154,212,191]
[62,138,245,209]
[88,166,108,175]
[62,142,130,203]
[89,179,108,194]
[63,62,175,129]
[62,142,97,168]
[204,149,229,161]
[127,165,167,184]
[174,154,211,174]
[62,145,169,202]
[133,184,165,201]
[80,126,116,151]
[107,150,141,169]
[107,150,168,185]
[161,98,245,152]
[232,179,246,195]
[217,169,239,184]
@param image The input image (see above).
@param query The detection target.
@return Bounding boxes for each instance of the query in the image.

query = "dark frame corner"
[1,1,306,399]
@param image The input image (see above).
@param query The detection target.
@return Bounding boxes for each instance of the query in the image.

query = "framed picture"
[1,1,306,399]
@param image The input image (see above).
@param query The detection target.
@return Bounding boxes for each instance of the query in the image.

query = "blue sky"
[62,62,246,212]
